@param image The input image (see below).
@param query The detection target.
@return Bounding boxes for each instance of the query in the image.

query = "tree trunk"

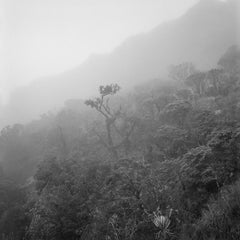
[106,120,118,160]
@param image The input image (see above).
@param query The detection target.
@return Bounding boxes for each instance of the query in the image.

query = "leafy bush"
[196,180,240,240]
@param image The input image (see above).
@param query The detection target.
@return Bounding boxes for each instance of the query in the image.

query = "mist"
[1,0,198,97]
[0,1,240,239]
[1,0,239,127]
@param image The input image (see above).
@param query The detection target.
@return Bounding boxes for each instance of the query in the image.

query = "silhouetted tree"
[85,84,136,160]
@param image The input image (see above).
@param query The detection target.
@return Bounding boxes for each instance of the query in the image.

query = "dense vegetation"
[0,45,240,240]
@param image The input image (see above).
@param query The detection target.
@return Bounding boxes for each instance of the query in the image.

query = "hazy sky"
[0,0,203,101]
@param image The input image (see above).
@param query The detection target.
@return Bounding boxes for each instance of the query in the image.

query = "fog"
[1,0,198,101]
[0,0,239,126]
[1,1,240,239]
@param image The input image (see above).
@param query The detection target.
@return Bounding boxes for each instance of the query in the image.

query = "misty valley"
[0,0,240,240]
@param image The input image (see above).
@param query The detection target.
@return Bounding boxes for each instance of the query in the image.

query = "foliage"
[218,45,240,76]
[185,72,206,96]
[196,180,240,240]
[85,84,136,160]
[0,46,240,239]
[160,100,192,126]
[0,177,29,240]
[152,125,189,158]
[169,62,196,82]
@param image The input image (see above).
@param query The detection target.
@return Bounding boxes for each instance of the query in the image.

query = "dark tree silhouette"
[85,84,136,160]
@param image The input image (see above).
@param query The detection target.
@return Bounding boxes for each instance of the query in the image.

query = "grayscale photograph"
[0,0,240,239]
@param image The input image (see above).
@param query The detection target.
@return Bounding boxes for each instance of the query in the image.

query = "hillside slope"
[2,0,239,125]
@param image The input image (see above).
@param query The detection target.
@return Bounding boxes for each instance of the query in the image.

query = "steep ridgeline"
[2,0,239,126]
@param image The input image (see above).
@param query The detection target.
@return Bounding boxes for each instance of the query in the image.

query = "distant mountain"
[2,0,239,126]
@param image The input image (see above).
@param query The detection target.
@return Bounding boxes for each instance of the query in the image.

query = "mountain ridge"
[2,0,239,126]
